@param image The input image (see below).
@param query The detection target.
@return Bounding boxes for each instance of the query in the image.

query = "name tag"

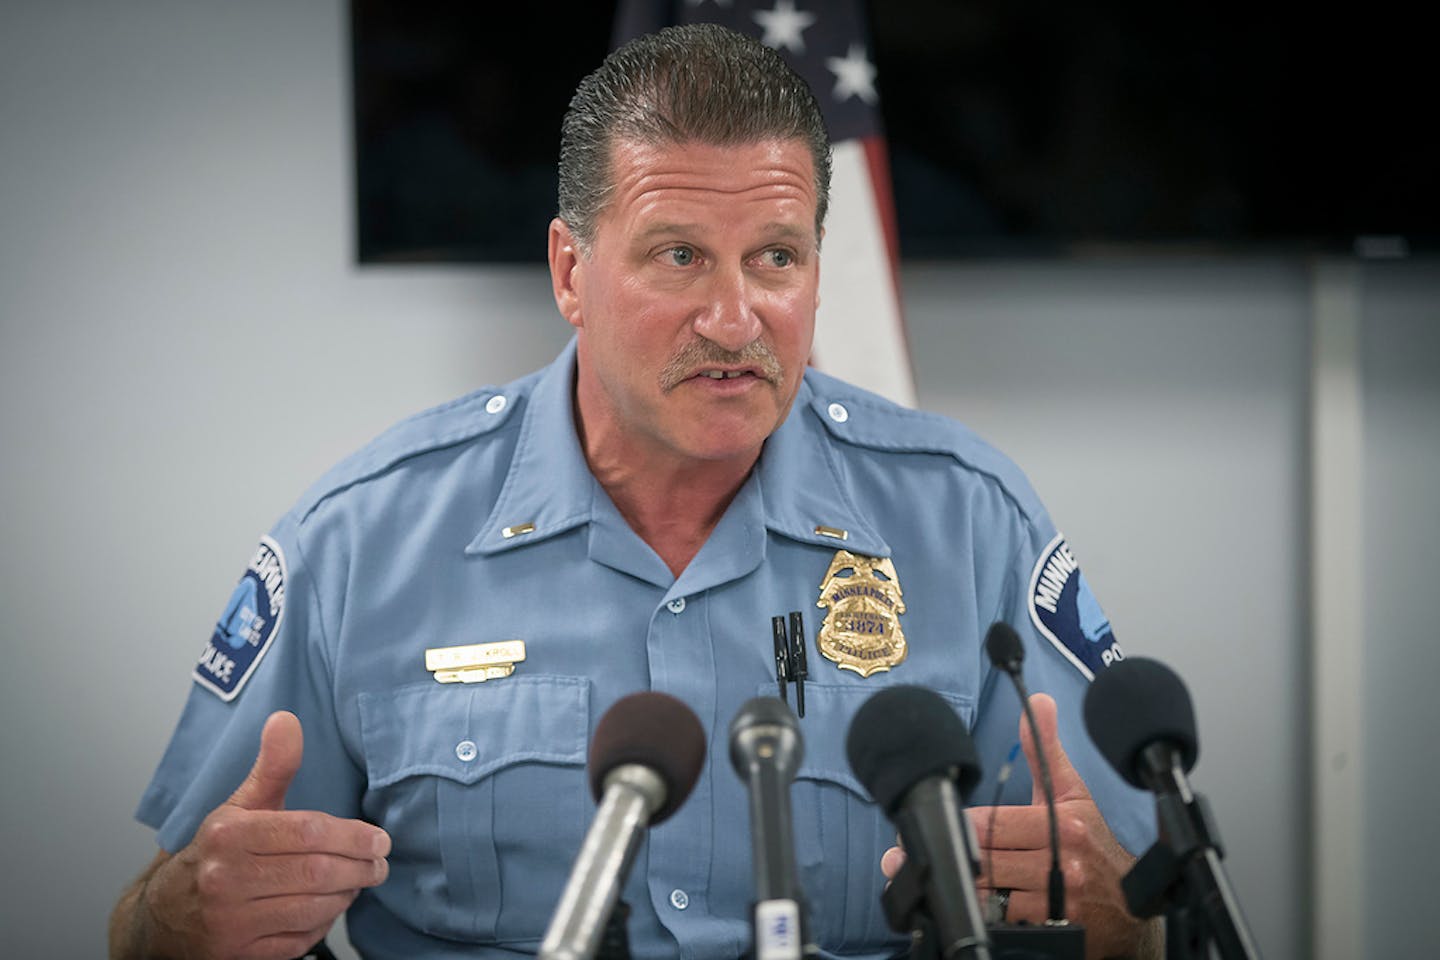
[425,640,526,683]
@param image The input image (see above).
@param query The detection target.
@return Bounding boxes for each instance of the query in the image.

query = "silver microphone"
[538,692,706,960]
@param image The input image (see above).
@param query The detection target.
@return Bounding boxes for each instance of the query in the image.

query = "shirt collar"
[467,342,890,565]
[466,338,594,556]
[756,373,890,558]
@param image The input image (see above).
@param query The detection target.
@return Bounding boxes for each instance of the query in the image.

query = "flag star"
[753,1,818,54]
[826,43,878,105]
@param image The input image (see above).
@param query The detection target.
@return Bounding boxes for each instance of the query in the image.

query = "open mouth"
[698,369,756,380]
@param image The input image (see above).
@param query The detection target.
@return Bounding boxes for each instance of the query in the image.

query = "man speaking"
[111,23,1156,960]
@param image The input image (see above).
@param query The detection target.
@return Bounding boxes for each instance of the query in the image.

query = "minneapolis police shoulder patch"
[1027,534,1123,680]
[194,536,287,701]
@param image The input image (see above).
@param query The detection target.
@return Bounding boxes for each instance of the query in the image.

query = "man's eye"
[765,249,794,268]
[665,246,695,266]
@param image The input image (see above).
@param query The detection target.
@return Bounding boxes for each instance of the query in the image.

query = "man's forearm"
[109,850,173,960]
[1129,916,1164,960]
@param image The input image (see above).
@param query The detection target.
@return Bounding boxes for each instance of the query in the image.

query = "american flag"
[612,0,916,407]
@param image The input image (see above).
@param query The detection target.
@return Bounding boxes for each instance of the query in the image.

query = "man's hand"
[969,693,1144,958]
[118,711,391,960]
[880,694,1149,960]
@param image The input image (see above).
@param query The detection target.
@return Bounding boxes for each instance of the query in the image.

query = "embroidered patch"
[194,536,287,701]
[1027,534,1124,680]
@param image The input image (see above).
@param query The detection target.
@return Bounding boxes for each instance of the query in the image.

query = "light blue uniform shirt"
[138,338,1155,959]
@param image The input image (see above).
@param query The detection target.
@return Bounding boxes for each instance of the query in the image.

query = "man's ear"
[548,218,585,330]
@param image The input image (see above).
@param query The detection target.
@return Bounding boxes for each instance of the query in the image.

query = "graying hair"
[558,23,832,251]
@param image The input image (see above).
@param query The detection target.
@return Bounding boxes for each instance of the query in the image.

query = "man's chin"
[669,423,775,465]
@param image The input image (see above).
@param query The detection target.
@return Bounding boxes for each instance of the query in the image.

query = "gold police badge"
[815,550,907,677]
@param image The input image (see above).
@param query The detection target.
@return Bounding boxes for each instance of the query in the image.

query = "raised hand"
[879,694,1149,960]
[967,693,1145,959]
[137,711,391,960]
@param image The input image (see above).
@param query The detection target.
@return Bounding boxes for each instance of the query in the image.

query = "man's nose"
[692,264,762,352]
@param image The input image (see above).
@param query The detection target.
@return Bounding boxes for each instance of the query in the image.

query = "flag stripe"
[813,139,915,407]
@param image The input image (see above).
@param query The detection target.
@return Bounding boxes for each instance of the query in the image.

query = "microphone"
[847,685,992,960]
[1084,658,1261,960]
[539,692,707,960]
[729,697,813,960]
[984,622,1066,923]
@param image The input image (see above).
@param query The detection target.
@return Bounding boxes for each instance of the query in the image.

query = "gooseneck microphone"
[847,686,992,960]
[539,692,706,960]
[1084,658,1260,960]
[729,697,814,960]
[984,622,1066,923]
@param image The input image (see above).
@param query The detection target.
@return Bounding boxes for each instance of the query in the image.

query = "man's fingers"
[977,846,1055,891]
[229,711,304,812]
[968,804,1052,849]
[981,887,1048,926]
[227,892,357,959]
[880,845,907,879]
[1020,693,1086,803]
[219,851,389,898]
[232,809,391,859]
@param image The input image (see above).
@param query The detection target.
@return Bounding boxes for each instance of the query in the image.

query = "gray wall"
[1360,264,1440,956]
[1,2,1434,957]
[906,260,1313,959]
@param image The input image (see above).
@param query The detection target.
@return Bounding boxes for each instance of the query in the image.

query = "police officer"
[111,23,1157,960]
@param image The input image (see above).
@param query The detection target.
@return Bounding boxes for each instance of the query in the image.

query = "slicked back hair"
[558,23,832,252]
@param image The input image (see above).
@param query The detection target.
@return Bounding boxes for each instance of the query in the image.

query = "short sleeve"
[969,513,1157,857]
[135,513,364,852]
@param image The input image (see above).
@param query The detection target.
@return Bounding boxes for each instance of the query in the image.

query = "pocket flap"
[360,676,590,788]
[764,682,974,801]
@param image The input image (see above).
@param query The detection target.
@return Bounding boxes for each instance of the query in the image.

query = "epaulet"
[289,367,543,524]
[800,367,1048,524]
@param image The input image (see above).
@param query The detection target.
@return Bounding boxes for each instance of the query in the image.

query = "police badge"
[815,550,907,677]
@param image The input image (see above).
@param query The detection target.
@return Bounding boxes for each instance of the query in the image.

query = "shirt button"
[669,889,690,910]
[827,402,849,423]
[455,740,478,762]
[667,597,686,614]
[485,395,507,414]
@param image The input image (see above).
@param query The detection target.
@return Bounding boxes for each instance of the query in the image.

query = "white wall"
[0,4,568,954]
[2,2,1435,957]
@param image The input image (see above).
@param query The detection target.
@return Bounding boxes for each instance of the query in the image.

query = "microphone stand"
[595,901,633,960]
[1121,747,1260,960]
[881,804,991,960]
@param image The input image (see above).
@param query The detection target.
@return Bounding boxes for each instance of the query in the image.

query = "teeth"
[702,370,747,379]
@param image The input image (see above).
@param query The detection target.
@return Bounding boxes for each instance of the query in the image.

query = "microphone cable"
[983,742,1021,923]
[985,621,1066,923]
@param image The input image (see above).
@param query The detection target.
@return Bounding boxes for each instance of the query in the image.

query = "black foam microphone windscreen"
[846,685,982,810]
[588,691,706,824]
[1082,657,1199,789]
[983,621,1024,673]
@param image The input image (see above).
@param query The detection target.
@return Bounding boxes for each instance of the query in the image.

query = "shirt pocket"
[785,682,974,955]
[358,675,590,944]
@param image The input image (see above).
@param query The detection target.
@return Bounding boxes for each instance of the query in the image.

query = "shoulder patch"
[1027,534,1124,680]
[194,536,287,701]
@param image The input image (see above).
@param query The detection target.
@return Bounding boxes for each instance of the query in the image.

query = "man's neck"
[586,441,757,579]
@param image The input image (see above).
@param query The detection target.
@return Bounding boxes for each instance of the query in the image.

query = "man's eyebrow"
[760,222,815,245]
[634,222,702,243]
[632,222,817,245]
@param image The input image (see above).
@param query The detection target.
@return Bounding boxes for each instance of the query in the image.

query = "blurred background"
[1,2,1435,957]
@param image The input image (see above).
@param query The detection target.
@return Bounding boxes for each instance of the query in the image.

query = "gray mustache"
[659,339,784,390]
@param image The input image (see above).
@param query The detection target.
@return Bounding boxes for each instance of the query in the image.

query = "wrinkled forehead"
[598,135,821,231]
